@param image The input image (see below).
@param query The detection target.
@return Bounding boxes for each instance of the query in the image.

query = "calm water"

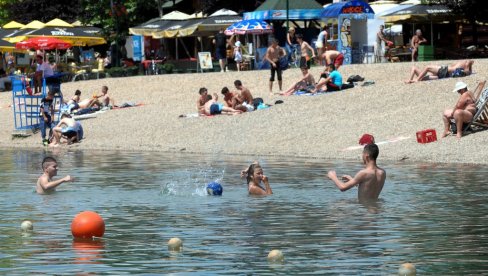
[0,149,487,275]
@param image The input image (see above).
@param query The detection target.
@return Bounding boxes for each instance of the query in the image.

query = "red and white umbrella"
[15,37,72,50]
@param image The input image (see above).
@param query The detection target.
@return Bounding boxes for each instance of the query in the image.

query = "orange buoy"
[71,211,105,239]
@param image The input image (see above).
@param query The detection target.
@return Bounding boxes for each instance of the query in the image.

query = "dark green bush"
[125,66,139,76]
[106,67,126,78]
[163,63,174,74]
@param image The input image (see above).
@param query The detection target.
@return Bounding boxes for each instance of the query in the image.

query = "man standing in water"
[327,143,386,202]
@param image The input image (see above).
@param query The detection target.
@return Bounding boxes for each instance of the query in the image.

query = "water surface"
[0,149,487,275]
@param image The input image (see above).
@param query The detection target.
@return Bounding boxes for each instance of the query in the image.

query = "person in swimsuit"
[66,90,81,112]
[280,66,316,96]
[322,50,344,70]
[241,162,272,196]
[203,93,242,116]
[264,38,286,94]
[405,59,474,83]
[411,29,427,62]
[315,26,328,66]
[327,143,386,202]
[51,113,83,146]
[196,87,210,114]
[36,156,74,195]
[442,81,477,139]
[296,34,316,69]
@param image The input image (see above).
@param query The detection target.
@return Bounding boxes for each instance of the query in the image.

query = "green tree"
[434,0,488,46]
[2,0,82,24]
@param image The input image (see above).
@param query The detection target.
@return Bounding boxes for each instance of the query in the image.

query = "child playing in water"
[36,157,74,194]
[241,162,272,196]
[327,143,386,202]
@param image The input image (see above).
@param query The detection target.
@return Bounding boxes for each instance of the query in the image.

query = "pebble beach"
[1,59,487,164]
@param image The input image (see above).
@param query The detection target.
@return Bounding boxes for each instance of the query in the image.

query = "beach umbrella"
[2,21,25,29]
[15,37,72,50]
[3,20,45,43]
[380,4,451,22]
[19,26,106,46]
[44,18,73,28]
[224,19,273,35]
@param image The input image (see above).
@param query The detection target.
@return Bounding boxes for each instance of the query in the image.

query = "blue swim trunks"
[210,103,223,115]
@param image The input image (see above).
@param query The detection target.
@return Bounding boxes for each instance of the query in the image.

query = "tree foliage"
[2,0,82,24]
[434,0,488,24]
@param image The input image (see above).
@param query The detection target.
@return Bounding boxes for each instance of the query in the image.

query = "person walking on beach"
[213,28,228,72]
[315,26,328,66]
[36,157,74,194]
[242,162,272,196]
[375,25,389,63]
[327,143,386,202]
[296,34,316,69]
[39,90,55,146]
[264,38,286,95]
[442,81,477,139]
[411,29,427,62]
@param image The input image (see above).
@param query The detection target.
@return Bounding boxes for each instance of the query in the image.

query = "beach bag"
[451,68,466,78]
[347,75,364,83]
[279,56,289,70]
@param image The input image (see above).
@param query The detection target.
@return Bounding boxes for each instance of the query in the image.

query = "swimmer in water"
[241,161,272,196]
[327,143,386,202]
[36,157,74,194]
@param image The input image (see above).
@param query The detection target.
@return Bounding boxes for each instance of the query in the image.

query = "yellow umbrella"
[4,20,45,43]
[45,18,74,27]
[2,21,25,29]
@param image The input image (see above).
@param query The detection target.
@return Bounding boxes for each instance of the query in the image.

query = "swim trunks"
[437,65,449,79]
[210,103,223,115]
[334,53,344,66]
[61,127,78,138]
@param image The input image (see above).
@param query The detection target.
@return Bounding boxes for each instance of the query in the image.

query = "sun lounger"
[462,86,488,133]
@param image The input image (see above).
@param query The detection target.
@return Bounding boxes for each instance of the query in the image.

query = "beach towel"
[112,103,144,110]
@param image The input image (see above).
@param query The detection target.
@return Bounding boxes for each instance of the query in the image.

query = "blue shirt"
[329,70,342,87]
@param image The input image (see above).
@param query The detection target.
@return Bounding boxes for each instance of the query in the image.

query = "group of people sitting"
[196,80,264,116]
[280,62,352,96]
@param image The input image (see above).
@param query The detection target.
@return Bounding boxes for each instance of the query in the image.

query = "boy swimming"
[36,157,74,194]
[327,143,386,202]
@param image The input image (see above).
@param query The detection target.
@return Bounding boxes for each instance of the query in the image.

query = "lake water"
[0,149,487,275]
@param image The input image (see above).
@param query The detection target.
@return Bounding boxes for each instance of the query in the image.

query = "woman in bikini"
[442,81,477,139]
[241,162,272,196]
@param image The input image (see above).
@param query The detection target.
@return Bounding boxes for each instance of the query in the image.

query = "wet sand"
[1,58,487,164]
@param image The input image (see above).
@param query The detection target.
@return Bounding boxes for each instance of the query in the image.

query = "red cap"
[359,134,375,145]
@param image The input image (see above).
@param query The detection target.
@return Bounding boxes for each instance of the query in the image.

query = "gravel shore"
[1,59,487,164]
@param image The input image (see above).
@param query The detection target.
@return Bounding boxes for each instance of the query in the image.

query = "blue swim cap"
[206,182,223,196]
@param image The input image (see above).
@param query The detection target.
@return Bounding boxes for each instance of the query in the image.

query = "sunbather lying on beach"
[405,59,474,83]
[203,93,242,116]
[442,81,476,139]
[280,66,315,96]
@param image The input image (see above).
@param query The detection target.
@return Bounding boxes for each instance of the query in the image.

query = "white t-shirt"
[36,62,54,77]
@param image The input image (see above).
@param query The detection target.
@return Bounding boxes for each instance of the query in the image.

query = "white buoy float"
[267,249,284,263]
[168,237,183,251]
[21,220,33,232]
[398,263,416,276]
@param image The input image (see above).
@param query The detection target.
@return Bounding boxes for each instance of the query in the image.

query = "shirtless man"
[264,38,286,95]
[51,113,82,146]
[442,81,477,139]
[234,80,254,111]
[89,86,113,108]
[405,59,474,83]
[203,93,242,116]
[327,143,386,202]
[196,87,209,114]
[322,50,344,70]
[280,66,315,96]
[36,157,74,194]
[296,34,316,69]
[411,29,427,61]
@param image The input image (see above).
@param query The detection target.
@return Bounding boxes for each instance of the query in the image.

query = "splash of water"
[161,165,225,197]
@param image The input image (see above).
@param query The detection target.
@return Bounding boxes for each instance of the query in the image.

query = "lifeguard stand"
[11,75,63,133]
